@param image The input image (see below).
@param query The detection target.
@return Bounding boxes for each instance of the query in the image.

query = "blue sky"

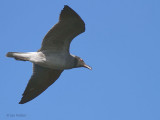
[0,0,160,120]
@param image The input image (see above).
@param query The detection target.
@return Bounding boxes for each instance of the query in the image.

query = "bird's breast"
[34,51,73,70]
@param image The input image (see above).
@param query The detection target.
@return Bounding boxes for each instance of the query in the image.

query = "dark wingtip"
[64,5,69,8]
[19,97,28,104]
[19,98,25,104]
[60,5,83,20]
[60,5,85,32]
[19,101,24,104]
[64,5,73,9]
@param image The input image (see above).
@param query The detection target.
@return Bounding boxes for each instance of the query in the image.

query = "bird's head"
[74,56,92,70]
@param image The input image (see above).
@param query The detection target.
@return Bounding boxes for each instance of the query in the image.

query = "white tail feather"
[6,52,29,61]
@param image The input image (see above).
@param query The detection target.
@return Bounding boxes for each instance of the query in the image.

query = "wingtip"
[62,5,72,12]
[19,98,25,104]
[19,101,24,104]
[64,5,68,7]
[19,97,28,104]
[60,5,85,26]
[64,5,70,8]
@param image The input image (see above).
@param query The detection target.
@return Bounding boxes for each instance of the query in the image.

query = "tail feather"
[6,52,17,57]
[6,52,29,61]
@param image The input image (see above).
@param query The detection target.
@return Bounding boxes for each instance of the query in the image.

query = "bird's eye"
[80,58,83,61]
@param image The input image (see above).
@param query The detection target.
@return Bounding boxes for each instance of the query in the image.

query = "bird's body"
[7,51,75,70]
[6,5,91,104]
[37,51,63,69]
[38,50,75,70]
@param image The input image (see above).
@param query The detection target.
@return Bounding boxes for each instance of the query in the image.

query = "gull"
[6,5,91,104]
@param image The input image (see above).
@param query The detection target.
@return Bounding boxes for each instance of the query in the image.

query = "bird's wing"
[19,64,63,104]
[39,5,85,52]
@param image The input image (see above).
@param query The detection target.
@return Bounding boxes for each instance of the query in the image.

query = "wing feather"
[19,64,63,104]
[39,5,85,52]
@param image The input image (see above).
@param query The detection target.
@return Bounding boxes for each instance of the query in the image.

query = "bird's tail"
[6,52,30,61]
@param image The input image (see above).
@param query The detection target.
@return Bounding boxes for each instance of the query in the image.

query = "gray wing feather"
[39,5,85,52]
[19,64,63,104]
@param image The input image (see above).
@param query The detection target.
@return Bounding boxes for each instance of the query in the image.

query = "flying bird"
[6,5,91,104]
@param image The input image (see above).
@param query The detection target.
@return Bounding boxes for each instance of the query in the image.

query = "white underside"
[17,51,74,70]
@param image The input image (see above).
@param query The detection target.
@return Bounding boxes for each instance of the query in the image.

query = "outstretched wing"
[39,5,85,52]
[19,64,63,104]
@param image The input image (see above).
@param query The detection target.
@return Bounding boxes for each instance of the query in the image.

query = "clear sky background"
[0,0,160,120]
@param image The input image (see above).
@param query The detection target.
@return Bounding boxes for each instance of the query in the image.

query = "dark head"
[73,56,92,70]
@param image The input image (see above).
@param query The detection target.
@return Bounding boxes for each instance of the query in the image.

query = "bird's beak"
[83,64,92,70]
